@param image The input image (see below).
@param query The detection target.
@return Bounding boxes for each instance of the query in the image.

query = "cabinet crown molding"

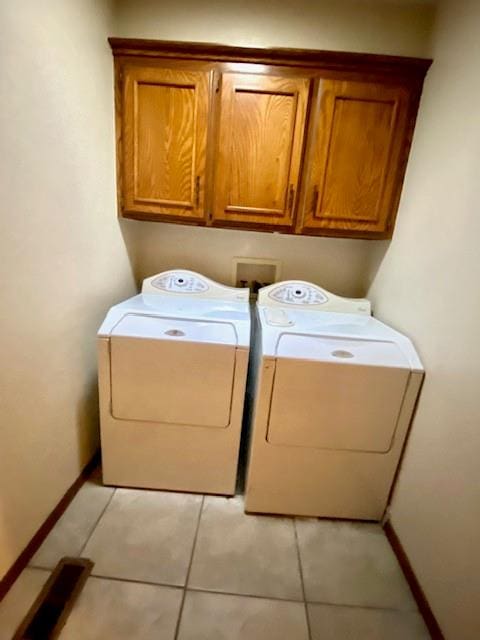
[108,37,432,79]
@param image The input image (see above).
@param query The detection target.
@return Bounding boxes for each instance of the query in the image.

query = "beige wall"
[130,222,372,297]
[367,1,480,637]
[114,0,435,56]
[0,0,136,578]
[112,0,435,297]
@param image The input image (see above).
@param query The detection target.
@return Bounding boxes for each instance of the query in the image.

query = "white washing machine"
[244,280,423,520]
[97,270,250,495]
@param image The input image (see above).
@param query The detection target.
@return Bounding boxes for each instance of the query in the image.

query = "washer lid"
[111,314,238,346]
[275,333,410,368]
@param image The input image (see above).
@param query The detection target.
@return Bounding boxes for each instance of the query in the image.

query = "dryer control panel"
[258,281,371,315]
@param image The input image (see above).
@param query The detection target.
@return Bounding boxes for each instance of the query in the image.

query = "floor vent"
[13,557,93,639]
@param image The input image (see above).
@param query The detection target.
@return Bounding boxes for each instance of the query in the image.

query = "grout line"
[76,573,305,605]
[89,569,304,606]
[184,495,206,590]
[78,488,116,557]
[173,494,205,640]
[28,565,414,613]
[87,573,184,590]
[304,600,419,612]
[188,586,304,604]
[28,566,413,614]
[293,519,313,640]
[65,573,307,605]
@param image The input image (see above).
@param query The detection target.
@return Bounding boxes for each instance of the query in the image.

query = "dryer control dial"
[268,284,328,305]
[151,273,209,294]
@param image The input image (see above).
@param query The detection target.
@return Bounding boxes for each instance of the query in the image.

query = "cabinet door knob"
[311,186,319,214]
[195,176,200,208]
[288,184,295,212]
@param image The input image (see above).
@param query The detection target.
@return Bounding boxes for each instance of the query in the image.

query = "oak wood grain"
[212,72,310,228]
[299,79,411,235]
[122,62,212,220]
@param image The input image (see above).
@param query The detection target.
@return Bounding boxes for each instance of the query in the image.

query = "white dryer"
[97,270,250,495]
[245,280,423,520]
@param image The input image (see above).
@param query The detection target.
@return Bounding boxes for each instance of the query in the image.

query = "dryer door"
[267,334,410,453]
[110,315,237,428]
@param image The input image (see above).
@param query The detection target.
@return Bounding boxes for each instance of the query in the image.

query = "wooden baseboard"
[0,450,100,602]
[384,521,445,639]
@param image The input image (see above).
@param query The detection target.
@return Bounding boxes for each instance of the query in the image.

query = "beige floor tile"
[59,577,182,640]
[30,478,114,569]
[189,496,303,600]
[83,489,202,585]
[178,590,309,640]
[296,519,417,609]
[308,603,430,640]
[0,568,50,640]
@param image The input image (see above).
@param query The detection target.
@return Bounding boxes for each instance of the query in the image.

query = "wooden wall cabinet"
[121,61,212,221]
[111,39,431,239]
[213,73,309,230]
[298,80,412,236]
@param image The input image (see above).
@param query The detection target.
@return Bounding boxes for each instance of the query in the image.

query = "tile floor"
[0,475,431,640]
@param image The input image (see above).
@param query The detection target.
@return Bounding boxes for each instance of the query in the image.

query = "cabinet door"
[213,73,310,229]
[299,80,410,236]
[122,64,211,220]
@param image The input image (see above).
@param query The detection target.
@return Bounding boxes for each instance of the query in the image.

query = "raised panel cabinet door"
[122,64,211,220]
[213,73,310,228]
[300,80,411,236]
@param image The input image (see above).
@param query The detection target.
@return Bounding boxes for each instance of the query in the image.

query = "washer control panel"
[258,280,371,314]
[268,284,328,306]
[150,273,209,294]
[141,270,250,301]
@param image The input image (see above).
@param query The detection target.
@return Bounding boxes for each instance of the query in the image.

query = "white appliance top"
[257,281,423,371]
[98,270,250,348]
[111,315,238,345]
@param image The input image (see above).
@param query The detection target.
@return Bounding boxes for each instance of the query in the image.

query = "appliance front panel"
[110,336,236,427]
[267,359,409,452]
